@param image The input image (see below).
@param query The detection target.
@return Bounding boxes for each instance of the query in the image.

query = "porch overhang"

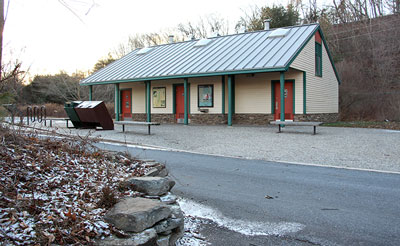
[80,67,287,86]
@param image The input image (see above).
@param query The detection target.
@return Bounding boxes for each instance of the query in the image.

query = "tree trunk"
[0,0,4,81]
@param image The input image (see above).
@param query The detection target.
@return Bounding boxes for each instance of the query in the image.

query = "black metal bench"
[44,118,71,127]
[114,121,160,135]
[270,121,322,135]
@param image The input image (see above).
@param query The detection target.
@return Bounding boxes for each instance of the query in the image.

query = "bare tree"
[235,4,300,32]
[329,14,400,120]
[0,0,4,81]
[177,14,229,39]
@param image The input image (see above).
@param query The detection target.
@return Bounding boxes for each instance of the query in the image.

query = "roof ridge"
[134,23,320,51]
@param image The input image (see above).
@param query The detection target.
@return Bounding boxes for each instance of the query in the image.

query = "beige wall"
[120,82,146,113]
[234,71,303,114]
[290,33,339,114]
[188,77,223,114]
[150,80,175,114]
[118,70,306,115]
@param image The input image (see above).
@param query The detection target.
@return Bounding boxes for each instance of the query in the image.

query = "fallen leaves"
[0,125,150,245]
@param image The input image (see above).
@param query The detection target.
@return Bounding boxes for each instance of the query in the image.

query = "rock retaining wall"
[98,161,183,246]
[189,114,227,125]
[233,114,274,125]
[294,113,339,123]
[128,113,338,124]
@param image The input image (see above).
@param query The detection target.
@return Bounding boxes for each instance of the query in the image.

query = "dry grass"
[322,121,400,130]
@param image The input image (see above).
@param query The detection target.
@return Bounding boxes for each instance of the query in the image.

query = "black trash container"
[64,101,83,128]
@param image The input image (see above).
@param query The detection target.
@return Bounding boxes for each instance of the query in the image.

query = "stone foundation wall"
[294,113,339,123]
[126,114,175,123]
[189,114,227,125]
[126,113,338,124]
[233,114,274,125]
[151,114,175,124]
[131,113,147,122]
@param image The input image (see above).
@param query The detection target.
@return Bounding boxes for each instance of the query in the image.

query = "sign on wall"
[198,84,213,107]
[153,87,166,108]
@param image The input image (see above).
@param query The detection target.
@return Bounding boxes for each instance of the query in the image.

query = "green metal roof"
[81,23,340,85]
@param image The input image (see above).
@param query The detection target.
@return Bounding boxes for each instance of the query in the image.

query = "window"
[315,42,322,77]
[198,85,213,107]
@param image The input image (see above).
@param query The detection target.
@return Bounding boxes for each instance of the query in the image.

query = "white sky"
[3,0,294,77]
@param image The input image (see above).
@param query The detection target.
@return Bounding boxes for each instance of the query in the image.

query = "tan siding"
[118,70,306,116]
[235,74,269,114]
[290,35,339,113]
[120,82,146,113]
[189,77,222,114]
[151,80,173,114]
[233,72,302,114]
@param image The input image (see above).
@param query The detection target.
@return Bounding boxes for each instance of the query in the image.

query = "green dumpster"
[64,101,82,128]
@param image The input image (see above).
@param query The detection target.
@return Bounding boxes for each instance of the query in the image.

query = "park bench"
[270,121,322,135]
[44,118,71,128]
[114,121,160,135]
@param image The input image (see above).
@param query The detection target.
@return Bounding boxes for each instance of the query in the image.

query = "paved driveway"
[46,122,400,173]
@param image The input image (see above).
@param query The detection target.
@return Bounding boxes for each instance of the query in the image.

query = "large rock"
[126,177,175,196]
[99,228,157,246]
[104,197,171,233]
[160,193,177,205]
[156,235,170,246]
[144,167,168,177]
[168,223,184,246]
[154,218,183,234]
[144,162,168,177]
[167,204,184,219]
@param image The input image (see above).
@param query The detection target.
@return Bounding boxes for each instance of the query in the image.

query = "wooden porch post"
[184,78,188,125]
[228,75,234,126]
[89,85,93,101]
[221,75,225,115]
[114,83,120,121]
[146,81,151,122]
[280,72,285,121]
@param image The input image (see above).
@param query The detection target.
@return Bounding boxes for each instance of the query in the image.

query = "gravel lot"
[41,122,400,173]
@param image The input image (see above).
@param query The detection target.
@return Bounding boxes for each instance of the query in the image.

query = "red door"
[274,82,294,120]
[121,90,132,120]
[175,85,185,122]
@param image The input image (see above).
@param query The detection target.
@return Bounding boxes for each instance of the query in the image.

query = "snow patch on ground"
[178,198,305,237]
[176,216,210,246]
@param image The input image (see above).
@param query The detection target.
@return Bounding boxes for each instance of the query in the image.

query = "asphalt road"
[97,143,400,246]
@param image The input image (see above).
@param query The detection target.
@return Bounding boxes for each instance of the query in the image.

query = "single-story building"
[80,22,340,125]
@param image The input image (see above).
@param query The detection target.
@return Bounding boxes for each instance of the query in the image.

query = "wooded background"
[0,0,399,120]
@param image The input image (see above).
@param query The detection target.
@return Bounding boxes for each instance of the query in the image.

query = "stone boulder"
[156,235,170,246]
[99,228,157,246]
[169,223,184,246]
[126,177,175,196]
[160,193,177,205]
[104,197,171,233]
[168,204,184,219]
[145,167,168,177]
[154,218,183,234]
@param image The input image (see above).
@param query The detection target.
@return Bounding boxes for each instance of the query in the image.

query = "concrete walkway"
[31,120,400,173]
